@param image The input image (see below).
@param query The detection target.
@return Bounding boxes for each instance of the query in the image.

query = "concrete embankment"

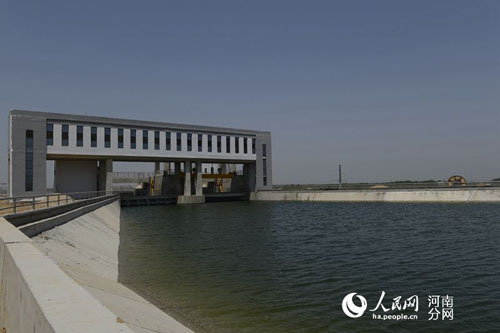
[252,188,500,202]
[0,206,133,332]
[32,199,194,333]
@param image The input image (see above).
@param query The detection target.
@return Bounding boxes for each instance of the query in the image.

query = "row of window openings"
[27,129,268,192]
[47,124,256,154]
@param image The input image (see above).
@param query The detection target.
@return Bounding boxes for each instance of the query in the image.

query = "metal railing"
[114,169,244,179]
[113,172,155,179]
[0,191,116,216]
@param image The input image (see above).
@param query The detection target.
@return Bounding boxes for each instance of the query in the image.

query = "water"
[119,202,500,332]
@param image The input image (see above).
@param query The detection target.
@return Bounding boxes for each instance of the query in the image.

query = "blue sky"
[1,0,499,184]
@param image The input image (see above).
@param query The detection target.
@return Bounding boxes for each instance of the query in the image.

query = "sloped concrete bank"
[252,188,500,202]
[32,199,193,333]
[0,215,133,332]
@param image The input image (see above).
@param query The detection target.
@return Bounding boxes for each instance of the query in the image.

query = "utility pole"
[338,164,342,190]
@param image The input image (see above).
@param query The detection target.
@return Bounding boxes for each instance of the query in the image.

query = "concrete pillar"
[195,162,203,196]
[163,162,170,174]
[98,159,113,193]
[255,133,272,190]
[177,160,205,204]
[8,112,47,197]
[154,161,161,175]
[174,162,182,194]
[245,163,256,193]
[184,160,191,196]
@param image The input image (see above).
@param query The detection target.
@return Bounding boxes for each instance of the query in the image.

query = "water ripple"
[119,201,500,332]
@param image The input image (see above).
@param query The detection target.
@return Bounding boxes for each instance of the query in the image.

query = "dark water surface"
[119,202,500,333]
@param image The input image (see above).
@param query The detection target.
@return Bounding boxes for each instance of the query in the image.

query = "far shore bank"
[251,187,500,202]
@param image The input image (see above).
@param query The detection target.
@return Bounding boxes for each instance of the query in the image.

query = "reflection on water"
[119,202,500,333]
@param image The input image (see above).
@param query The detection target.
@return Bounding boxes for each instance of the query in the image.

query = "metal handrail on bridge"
[0,190,117,215]
[113,171,156,179]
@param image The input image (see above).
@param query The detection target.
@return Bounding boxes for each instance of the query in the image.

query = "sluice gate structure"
[7,110,272,204]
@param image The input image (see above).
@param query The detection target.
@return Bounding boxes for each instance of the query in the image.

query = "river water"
[119,202,500,333]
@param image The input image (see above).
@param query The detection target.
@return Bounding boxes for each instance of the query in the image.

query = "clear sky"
[1,0,499,184]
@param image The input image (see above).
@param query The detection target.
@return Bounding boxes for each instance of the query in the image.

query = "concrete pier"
[177,161,205,204]
[98,159,114,192]
[184,160,191,196]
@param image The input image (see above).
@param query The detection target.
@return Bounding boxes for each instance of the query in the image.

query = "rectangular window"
[130,129,136,149]
[263,159,267,186]
[166,132,171,150]
[25,130,33,192]
[46,124,53,146]
[263,144,267,157]
[91,127,97,147]
[235,137,240,154]
[143,130,148,149]
[77,125,83,147]
[244,137,248,154]
[252,138,256,154]
[217,135,221,153]
[187,133,192,151]
[198,134,202,152]
[177,133,182,151]
[208,135,212,152]
[118,128,124,148]
[226,136,230,153]
[62,125,69,146]
[104,127,111,148]
[155,130,160,150]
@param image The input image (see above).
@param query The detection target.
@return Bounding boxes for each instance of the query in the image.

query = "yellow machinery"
[202,173,234,193]
[176,172,234,193]
[447,175,466,186]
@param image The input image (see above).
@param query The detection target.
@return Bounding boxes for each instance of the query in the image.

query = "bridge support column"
[244,163,256,193]
[174,162,182,194]
[154,162,161,175]
[163,162,170,174]
[195,162,203,196]
[183,161,191,196]
[98,159,113,193]
[178,160,205,204]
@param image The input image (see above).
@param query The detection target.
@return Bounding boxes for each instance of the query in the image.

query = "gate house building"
[7,110,272,199]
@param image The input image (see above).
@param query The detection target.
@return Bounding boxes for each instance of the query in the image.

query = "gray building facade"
[7,110,273,197]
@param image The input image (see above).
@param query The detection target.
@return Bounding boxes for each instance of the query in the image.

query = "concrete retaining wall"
[0,214,132,332]
[252,188,500,202]
[32,199,193,333]
[19,196,119,237]
[6,195,118,227]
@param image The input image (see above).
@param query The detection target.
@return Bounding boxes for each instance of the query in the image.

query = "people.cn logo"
[342,292,367,318]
